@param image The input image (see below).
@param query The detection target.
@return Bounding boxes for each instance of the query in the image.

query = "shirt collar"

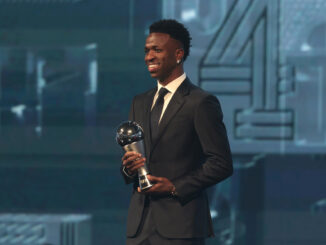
[157,73,186,94]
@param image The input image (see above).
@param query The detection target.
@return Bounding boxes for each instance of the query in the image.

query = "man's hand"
[138,175,175,196]
[122,151,146,176]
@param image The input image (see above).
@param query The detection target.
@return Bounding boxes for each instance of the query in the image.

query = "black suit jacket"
[123,78,233,239]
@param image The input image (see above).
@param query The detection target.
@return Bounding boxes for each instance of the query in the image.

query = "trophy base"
[139,175,152,191]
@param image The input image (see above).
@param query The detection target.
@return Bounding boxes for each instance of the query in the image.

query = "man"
[121,19,233,245]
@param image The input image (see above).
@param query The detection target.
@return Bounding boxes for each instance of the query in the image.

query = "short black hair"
[149,19,192,61]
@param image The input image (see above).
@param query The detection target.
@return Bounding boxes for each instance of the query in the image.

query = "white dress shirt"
[152,73,186,123]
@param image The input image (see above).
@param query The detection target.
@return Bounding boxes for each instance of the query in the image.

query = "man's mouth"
[148,64,159,72]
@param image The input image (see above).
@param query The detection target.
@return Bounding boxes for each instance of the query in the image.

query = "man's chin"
[149,72,159,78]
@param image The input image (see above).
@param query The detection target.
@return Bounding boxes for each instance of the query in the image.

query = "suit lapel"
[150,78,190,153]
[142,88,156,162]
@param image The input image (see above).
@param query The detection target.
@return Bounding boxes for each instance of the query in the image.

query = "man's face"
[144,32,182,84]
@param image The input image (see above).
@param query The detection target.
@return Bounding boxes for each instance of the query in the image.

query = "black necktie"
[150,87,169,142]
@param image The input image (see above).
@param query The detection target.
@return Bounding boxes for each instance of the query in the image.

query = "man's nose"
[145,50,155,62]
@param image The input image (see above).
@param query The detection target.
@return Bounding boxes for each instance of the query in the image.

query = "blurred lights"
[300,42,312,51]
[85,43,97,50]
[11,104,26,119]
[181,9,197,22]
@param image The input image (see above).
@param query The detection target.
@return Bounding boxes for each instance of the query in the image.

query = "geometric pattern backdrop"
[164,0,326,154]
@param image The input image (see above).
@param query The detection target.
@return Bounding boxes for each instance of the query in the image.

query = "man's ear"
[176,48,184,62]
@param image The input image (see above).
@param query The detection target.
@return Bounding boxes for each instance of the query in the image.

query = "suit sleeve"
[172,95,233,205]
[120,96,138,184]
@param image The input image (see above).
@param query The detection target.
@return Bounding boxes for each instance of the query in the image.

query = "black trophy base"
[139,175,152,191]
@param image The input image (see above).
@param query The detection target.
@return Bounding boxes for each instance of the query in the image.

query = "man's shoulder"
[186,79,217,101]
[188,83,209,96]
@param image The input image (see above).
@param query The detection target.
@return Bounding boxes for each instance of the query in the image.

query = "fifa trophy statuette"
[116,121,152,191]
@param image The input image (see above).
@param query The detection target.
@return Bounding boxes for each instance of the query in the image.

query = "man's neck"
[158,68,184,86]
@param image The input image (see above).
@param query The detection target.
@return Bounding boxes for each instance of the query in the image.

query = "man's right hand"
[122,151,146,176]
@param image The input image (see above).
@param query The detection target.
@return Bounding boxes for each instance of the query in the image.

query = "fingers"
[138,184,157,194]
[129,160,145,172]
[122,151,139,159]
[122,152,141,164]
[137,185,155,193]
[122,152,145,166]
[137,176,162,194]
[122,152,146,175]
[137,176,173,196]
[122,151,142,161]
[147,175,162,183]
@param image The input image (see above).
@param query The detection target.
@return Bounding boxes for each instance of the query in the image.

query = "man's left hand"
[137,175,175,196]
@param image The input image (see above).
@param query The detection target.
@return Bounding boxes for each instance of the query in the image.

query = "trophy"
[116,121,152,191]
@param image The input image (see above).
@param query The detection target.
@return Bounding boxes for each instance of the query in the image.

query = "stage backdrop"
[0,0,325,244]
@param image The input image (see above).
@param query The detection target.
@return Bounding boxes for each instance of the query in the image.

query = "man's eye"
[155,49,162,53]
